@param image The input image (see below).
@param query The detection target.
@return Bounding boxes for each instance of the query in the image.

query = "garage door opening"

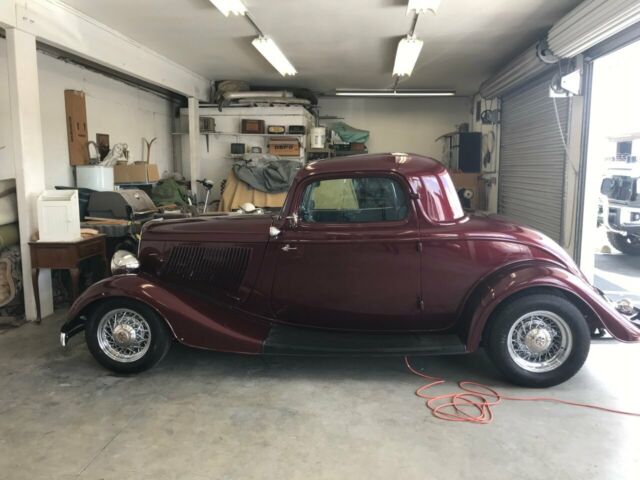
[580,39,640,305]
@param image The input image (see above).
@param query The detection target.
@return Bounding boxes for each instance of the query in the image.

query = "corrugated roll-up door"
[547,0,640,58]
[498,74,570,242]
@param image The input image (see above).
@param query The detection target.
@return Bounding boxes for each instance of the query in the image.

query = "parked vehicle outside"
[61,153,640,387]
[598,136,640,255]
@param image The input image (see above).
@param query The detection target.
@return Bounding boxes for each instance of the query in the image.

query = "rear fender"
[461,262,640,351]
[64,274,270,353]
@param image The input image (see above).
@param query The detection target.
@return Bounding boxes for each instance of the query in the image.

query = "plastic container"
[36,190,81,242]
[76,165,114,191]
[310,127,326,149]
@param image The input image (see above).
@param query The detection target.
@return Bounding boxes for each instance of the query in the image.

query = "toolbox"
[242,119,265,134]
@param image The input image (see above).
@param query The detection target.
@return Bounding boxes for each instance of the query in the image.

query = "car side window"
[299,176,409,223]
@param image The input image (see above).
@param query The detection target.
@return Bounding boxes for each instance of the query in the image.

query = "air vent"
[162,245,251,293]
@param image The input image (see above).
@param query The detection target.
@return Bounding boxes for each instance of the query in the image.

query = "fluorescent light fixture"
[407,0,442,15]
[209,0,247,16]
[335,89,455,97]
[252,36,297,76]
[393,35,424,77]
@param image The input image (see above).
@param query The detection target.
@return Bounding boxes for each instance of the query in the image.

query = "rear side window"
[300,176,409,223]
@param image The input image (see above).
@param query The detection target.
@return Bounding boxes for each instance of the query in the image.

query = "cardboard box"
[268,138,300,157]
[450,172,483,211]
[114,163,160,183]
[64,90,89,166]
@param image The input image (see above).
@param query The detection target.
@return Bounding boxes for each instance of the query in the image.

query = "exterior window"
[300,177,409,223]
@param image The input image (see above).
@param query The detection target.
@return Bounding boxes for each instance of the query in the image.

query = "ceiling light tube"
[393,35,424,77]
[335,89,455,97]
[407,0,442,15]
[252,36,297,76]
[209,0,247,16]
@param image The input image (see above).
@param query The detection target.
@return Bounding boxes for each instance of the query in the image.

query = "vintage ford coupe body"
[61,153,640,387]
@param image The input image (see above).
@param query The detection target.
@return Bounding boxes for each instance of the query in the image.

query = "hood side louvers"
[161,245,251,293]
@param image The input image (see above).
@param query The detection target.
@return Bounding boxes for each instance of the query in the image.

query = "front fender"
[462,262,640,351]
[63,274,270,353]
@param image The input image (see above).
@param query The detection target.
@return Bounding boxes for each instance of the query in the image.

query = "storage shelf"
[171,131,217,136]
[171,132,306,139]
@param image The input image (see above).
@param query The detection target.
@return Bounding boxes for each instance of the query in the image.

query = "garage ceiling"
[61,0,582,95]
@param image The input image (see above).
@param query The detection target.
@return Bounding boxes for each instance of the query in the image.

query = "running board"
[263,325,466,355]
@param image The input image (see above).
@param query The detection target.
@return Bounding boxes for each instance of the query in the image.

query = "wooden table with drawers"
[29,234,108,322]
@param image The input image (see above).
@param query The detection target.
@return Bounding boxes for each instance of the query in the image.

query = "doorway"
[579,39,640,305]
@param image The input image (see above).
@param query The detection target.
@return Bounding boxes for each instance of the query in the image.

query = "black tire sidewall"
[85,299,171,373]
[607,232,640,256]
[485,294,591,388]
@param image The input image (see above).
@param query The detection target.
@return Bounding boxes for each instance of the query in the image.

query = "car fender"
[461,261,640,351]
[64,273,270,353]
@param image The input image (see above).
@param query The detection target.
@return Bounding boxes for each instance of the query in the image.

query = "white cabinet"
[178,105,315,201]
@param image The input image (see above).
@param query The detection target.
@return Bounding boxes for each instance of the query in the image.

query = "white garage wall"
[38,53,179,188]
[1,36,179,187]
[317,97,471,162]
[36,50,179,188]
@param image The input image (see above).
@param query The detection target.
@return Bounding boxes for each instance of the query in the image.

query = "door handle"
[281,244,298,252]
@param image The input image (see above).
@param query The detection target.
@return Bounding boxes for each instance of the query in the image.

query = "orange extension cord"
[404,357,640,424]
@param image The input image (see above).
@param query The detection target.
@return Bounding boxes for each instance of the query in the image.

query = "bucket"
[310,127,326,149]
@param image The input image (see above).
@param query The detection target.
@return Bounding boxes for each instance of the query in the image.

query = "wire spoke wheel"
[97,308,152,363]
[506,310,573,373]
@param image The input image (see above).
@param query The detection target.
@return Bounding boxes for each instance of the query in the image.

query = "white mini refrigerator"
[37,190,81,242]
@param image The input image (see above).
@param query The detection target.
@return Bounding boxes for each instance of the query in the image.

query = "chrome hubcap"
[507,310,572,373]
[112,324,138,347]
[524,328,552,354]
[97,308,151,363]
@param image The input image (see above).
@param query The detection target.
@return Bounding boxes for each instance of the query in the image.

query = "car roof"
[303,152,447,178]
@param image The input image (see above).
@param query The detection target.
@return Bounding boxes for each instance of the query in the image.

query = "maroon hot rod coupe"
[60,153,640,387]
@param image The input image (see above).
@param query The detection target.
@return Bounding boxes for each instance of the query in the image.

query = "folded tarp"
[232,158,300,193]
[330,121,370,144]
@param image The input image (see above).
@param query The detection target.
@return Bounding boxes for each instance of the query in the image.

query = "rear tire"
[484,294,590,388]
[85,299,172,373]
[607,232,640,256]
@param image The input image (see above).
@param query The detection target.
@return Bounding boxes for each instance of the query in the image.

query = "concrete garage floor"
[0,313,639,480]
[595,252,640,304]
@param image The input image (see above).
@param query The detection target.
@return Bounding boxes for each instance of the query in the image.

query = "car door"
[270,173,423,331]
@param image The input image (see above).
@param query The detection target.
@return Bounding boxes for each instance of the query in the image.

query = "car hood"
[142,214,275,243]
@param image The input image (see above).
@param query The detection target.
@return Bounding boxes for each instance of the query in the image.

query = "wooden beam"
[13,0,210,101]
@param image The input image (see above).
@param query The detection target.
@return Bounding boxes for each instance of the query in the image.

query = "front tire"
[607,232,640,256]
[484,294,590,387]
[85,299,172,373]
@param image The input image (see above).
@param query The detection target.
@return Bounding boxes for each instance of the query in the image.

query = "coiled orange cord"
[405,357,640,424]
